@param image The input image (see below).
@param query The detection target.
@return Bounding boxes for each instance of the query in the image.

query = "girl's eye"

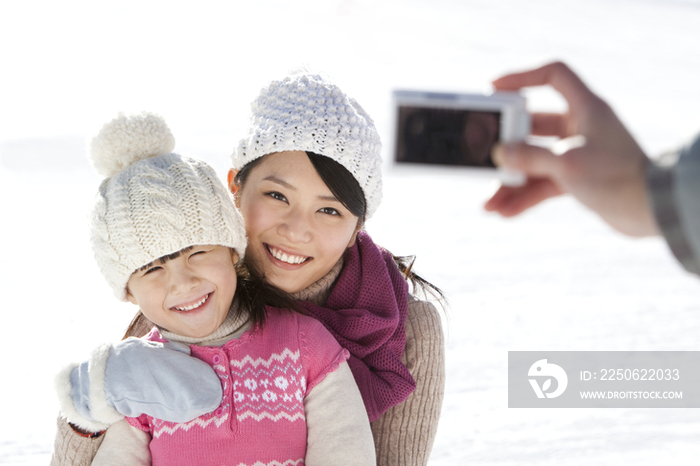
[319,207,341,216]
[144,266,162,275]
[190,248,212,261]
[265,191,288,203]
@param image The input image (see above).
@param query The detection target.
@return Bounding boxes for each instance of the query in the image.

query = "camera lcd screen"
[395,105,501,167]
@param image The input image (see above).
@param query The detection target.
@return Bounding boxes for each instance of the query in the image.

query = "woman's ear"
[227,169,242,208]
[227,169,239,196]
[346,222,363,248]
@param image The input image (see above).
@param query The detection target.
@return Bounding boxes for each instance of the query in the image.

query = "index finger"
[531,112,568,138]
[492,61,596,109]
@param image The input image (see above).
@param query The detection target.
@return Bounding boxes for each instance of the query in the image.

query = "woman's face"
[233,151,360,293]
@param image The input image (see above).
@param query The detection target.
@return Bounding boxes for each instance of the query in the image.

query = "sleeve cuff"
[647,155,700,275]
[54,344,124,432]
[54,362,113,433]
[88,343,125,427]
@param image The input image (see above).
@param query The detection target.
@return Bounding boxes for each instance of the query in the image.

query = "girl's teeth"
[175,295,208,311]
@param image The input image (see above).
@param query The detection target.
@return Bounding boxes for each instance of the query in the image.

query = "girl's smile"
[126,245,239,338]
[170,292,212,312]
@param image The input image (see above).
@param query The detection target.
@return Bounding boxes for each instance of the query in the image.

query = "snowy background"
[2,0,700,464]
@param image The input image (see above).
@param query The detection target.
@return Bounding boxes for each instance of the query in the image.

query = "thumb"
[492,143,561,179]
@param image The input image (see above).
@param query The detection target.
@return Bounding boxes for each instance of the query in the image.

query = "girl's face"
[126,245,238,338]
[233,151,360,294]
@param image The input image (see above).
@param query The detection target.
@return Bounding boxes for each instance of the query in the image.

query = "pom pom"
[89,112,175,177]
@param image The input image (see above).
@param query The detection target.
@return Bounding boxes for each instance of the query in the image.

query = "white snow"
[2,0,700,464]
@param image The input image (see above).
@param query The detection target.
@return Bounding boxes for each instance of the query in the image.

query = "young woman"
[51,73,445,466]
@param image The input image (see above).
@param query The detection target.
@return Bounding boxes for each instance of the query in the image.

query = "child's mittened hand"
[56,338,223,432]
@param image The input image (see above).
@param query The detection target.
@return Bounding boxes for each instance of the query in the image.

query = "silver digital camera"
[392,89,530,184]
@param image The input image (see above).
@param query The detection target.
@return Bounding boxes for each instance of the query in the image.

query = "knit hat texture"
[89,112,247,300]
[232,73,383,219]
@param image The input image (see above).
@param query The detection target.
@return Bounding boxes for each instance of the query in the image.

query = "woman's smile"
[266,244,312,266]
[236,151,360,293]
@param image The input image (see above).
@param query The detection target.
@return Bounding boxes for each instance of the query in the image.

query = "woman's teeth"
[174,294,208,311]
[269,246,307,264]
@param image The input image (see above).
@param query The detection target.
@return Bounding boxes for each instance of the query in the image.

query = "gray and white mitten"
[55,337,223,432]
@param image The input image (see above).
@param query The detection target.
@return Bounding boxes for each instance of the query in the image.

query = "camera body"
[392,89,530,184]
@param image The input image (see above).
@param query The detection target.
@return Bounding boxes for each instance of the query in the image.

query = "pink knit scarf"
[297,231,416,422]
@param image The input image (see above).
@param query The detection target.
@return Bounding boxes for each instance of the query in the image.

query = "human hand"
[484,61,659,237]
[55,337,223,432]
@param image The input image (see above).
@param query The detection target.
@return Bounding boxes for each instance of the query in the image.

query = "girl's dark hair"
[233,151,445,304]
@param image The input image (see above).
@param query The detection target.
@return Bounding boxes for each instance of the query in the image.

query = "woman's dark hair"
[229,261,299,326]
[234,151,367,224]
[304,151,367,223]
[392,254,446,303]
[233,151,445,304]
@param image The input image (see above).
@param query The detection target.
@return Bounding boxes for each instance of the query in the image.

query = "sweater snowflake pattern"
[126,308,350,466]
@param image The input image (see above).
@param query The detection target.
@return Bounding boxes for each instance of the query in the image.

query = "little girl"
[55,112,376,466]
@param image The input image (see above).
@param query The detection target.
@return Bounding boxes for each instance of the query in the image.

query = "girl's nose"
[170,267,200,294]
[277,212,312,244]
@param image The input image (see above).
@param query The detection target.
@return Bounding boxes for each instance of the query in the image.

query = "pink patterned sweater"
[126,308,350,466]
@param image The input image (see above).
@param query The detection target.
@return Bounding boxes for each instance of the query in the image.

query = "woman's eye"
[319,207,341,216]
[265,191,288,203]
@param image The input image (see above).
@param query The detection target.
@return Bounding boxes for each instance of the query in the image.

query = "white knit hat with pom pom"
[89,112,247,300]
[232,73,383,219]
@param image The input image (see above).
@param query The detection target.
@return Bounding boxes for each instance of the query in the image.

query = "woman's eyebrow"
[263,175,295,190]
[263,175,339,202]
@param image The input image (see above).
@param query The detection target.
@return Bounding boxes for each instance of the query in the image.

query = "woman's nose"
[277,212,312,243]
